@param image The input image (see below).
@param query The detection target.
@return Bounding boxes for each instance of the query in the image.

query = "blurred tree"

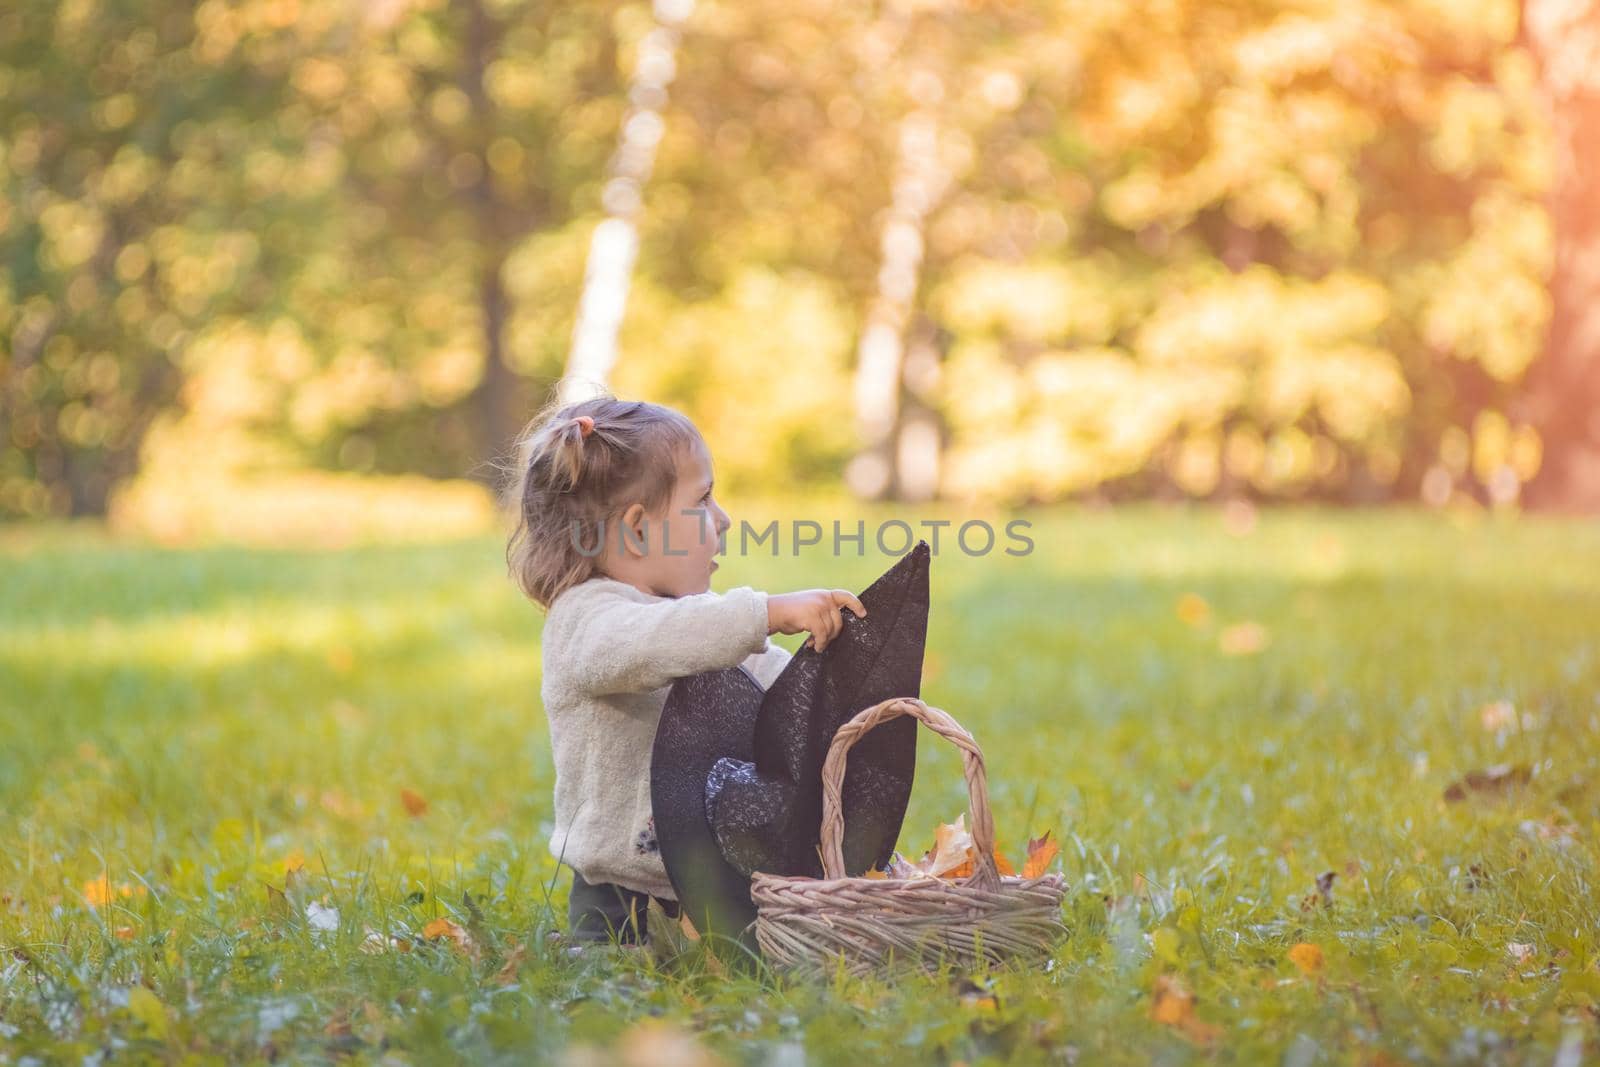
[1518,0,1600,511]
[929,0,1552,505]
[648,0,1047,501]
[563,0,693,406]
[1,0,1576,518]
[279,0,623,482]
[0,0,313,517]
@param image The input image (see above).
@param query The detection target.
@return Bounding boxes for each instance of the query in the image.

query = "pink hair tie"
[574,415,595,438]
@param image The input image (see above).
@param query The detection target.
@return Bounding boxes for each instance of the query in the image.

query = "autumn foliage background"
[4,0,1600,528]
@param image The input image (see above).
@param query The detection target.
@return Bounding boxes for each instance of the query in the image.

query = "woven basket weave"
[750,697,1067,977]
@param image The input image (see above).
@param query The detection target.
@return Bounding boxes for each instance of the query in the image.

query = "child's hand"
[767,589,867,652]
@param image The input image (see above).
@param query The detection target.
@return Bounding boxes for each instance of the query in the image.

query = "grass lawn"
[2,504,1597,1064]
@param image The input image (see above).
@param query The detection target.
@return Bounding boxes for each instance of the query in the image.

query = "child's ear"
[619,502,650,558]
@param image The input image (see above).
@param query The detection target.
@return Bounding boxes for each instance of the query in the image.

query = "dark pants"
[567,867,680,945]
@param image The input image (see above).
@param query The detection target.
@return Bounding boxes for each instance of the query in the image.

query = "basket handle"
[819,696,1001,891]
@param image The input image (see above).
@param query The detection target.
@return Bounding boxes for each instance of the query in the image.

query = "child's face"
[623,441,730,598]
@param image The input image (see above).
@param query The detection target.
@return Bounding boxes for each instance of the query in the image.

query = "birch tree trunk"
[561,0,692,405]
[845,100,951,500]
[1519,0,1600,511]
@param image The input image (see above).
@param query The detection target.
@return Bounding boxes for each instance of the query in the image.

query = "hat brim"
[649,664,767,941]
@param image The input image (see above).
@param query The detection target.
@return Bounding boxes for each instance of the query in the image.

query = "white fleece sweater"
[539,576,793,899]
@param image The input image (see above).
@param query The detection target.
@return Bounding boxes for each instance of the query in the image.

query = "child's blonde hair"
[503,389,702,609]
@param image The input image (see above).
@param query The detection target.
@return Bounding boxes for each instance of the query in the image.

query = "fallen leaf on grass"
[1150,975,1223,1046]
[615,1019,725,1067]
[84,875,146,909]
[1299,870,1336,911]
[955,975,999,1011]
[266,883,291,923]
[1316,870,1336,905]
[1443,763,1531,802]
[1507,942,1535,965]
[491,939,528,986]
[360,926,413,954]
[318,788,365,820]
[1519,816,1578,849]
[419,915,464,940]
[1175,593,1212,628]
[1288,942,1324,974]
[1478,700,1517,733]
[399,789,429,817]
[1218,621,1269,656]
[422,917,472,951]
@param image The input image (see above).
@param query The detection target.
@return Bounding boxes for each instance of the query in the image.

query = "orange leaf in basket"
[944,851,1015,878]
[906,816,1042,880]
[922,814,975,878]
[1023,832,1059,878]
[885,852,919,879]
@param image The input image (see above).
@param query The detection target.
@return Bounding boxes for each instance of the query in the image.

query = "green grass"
[2,504,1598,1064]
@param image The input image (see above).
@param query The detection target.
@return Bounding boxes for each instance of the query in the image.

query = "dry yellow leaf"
[491,939,528,986]
[899,816,1057,882]
[422,916,473,955]
[83,876,116,908]
[1150,975,1223,1045]
[83,875,144,908]
[1175,593,1212,627]
[1288,942,1324,974]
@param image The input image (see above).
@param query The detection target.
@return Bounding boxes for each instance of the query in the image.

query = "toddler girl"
[505,394,866,945]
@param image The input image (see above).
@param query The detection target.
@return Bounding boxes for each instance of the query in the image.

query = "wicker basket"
[750,697,1067,977]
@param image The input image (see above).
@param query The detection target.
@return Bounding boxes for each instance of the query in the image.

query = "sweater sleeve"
[558,584,772,696]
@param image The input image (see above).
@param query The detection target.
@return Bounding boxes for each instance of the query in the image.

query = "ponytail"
[501,389,700,609]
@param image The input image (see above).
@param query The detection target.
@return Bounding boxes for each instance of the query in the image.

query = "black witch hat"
[650,541,931,941]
